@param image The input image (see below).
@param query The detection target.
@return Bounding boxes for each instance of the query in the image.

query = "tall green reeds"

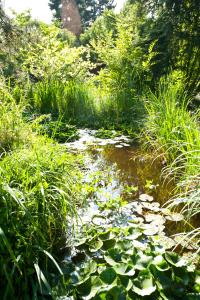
[0,85,83,299]
[144,73,200,245]
[27,79,97,125]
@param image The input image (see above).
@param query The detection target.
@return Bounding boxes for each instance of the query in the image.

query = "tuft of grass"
[0,87,84,298]
[27,78,96,125]
[0,136,84,299]
[143,73,200,247]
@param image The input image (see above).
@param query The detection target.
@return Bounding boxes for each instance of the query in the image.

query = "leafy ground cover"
[58,224,200,299]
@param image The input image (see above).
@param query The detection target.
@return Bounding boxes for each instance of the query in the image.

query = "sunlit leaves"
[65,224,199,299]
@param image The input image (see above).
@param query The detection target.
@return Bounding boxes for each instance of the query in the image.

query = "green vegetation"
[0,0,200,298]
[61,224,200,299]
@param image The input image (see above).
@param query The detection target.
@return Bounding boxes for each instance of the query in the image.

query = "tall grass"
[144,73,200,245]
[20,77,145,132]
[0,86,84,299]
[26,78,96,125]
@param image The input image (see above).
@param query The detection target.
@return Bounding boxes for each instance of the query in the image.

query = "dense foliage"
[0,1,200,298]
[62,224,200,299]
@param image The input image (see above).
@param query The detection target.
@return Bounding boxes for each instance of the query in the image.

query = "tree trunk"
[61,0,82,36]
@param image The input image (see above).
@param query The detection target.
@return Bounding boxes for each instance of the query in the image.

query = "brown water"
[96,145,175,205]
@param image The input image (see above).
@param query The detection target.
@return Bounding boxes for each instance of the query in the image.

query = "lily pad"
[165,252,187,267]
[100,267,116,284]
[139,194,154,202]
[141,201,160,212]
[104,248,122,266]
[89,239,103,252]
[132,271,156,296]
[142,223,165,236]
[145,213,166,225]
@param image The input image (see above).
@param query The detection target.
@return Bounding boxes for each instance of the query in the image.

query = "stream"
[65,129,196,250]
[55,129,200,299]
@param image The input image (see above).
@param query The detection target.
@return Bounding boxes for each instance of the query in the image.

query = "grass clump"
[144,73,200,245]
[27,79,96,125]
[0,136,84,299]
[144,73,200,177]
[0,89,84,298]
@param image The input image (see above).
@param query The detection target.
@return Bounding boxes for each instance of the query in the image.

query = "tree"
[128,0,200,94]
[49,0,115,29]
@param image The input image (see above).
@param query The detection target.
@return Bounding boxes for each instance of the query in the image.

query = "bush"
[0,81,31,152]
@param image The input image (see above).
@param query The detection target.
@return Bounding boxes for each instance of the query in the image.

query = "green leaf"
[107,286,127,300]
[132,253,153,270]
[83,276,104,300]
[74,237,87,247]
[165,252,187,267]
[113,263,135,277]
[100,267,117,284]
[89,239,103,252]
[82,260,97,276]
[76,277,91,296]
[132,271,156,296]
[113,263,128,276]
[102,238,116,250]
[152,255,170,272]
[105,248,122,266]
[99,231,111,241]
[116,239,133,251]
[120,276,133,291]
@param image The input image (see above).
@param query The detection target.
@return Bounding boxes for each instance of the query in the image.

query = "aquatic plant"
[58,224,200,299]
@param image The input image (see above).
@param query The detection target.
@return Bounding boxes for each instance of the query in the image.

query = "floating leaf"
[100,267,116,284]
[76,277,91,296]
[132,253,153,271]
[132,271,156,296]
[83,276,104,300]
[145,213,166,225]
[113,263,135,277]
[99,231,110,241]
[165,252,187,267]
[139,194,154,202]
[74,238,87,247]
[89,239,103,252]
[102,238,116,250]
[152,255,170,272]
[107,285,127,299]
[81,261,97,276]
[116,239,133,251]
[120,276,133,291]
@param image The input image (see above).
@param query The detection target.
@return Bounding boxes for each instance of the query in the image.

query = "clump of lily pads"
[58,224,200,299]
[95,129,122,139]
[35,115,79,142]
